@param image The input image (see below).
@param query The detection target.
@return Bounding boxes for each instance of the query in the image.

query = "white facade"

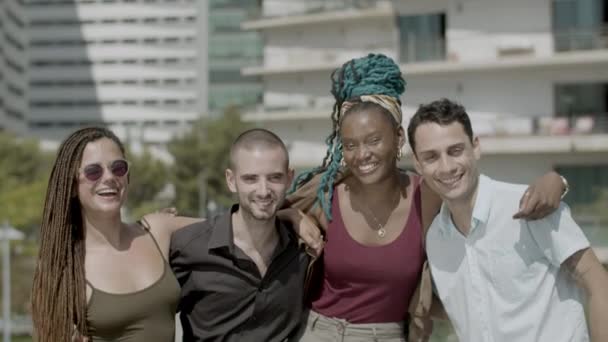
[243,0,608,258]
[0,0,27,134]
[26,0,208,145]
[242,0,608,170]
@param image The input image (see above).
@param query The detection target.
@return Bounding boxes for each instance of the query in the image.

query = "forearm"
[585,264,608,342]
[565,248,608,341]
[277,208,324,255]
[277,207,298,222]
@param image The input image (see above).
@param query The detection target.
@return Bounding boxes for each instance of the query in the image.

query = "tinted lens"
[83,164,104,182]
[110,160,129,177]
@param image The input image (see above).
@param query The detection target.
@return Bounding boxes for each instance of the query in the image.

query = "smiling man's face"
[413,121,480,204]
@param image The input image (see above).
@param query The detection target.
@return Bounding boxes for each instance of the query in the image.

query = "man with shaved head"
[170,128,311,342]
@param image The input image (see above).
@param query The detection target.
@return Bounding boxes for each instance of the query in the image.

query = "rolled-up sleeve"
[526,202,590,267]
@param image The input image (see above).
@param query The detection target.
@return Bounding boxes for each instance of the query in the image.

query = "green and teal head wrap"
[290,53,406,221]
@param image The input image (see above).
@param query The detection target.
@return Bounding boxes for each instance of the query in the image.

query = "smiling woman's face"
[340,106,404,185]
[77,137,129,216]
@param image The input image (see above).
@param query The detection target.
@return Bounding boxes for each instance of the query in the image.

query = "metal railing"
[553,26,608,52]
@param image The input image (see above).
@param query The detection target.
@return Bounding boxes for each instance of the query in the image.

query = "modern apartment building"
[243,0,608,260]
[0,0,27,134]
[208,0,262,115]
[26,0,209,146]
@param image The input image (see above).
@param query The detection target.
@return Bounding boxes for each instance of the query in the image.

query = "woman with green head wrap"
[286,53,568,342]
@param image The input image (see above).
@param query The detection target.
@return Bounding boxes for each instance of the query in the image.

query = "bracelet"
[559,175,570,199]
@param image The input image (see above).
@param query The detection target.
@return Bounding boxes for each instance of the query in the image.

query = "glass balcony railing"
[399,36,446,64]
[476,113,608,137]
[553,26,608,52]
[258,0,391,19]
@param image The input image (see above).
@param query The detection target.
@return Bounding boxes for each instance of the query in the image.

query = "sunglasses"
[80,159,129,182]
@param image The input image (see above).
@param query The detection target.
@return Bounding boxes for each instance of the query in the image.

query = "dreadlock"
[290,53,406,220]
[31,127,125,342]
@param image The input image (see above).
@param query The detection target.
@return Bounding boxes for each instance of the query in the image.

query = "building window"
[164,17,180,23]
[144,99,159,105]
[554,82,608,134]
[553,0,608,52]
[397,13,446,63]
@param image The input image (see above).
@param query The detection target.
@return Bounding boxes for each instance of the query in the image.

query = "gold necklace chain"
[348,185,401,238]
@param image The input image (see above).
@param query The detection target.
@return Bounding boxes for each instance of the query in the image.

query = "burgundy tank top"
[311,179,425,323]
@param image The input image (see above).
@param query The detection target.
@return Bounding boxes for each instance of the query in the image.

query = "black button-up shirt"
[170,205,310,342]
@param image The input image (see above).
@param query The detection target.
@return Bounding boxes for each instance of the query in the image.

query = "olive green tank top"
[86,229,180,342]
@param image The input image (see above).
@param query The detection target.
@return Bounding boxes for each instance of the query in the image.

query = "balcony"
[241,0,393,30]
[245,105,608,152]
[243,103,333,122]
[470,114,608,155]
[554,26,608,52]
[475,114,608,137]
[399,36,446,64]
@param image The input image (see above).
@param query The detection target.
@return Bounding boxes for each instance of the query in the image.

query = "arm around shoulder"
[141,212,205,235]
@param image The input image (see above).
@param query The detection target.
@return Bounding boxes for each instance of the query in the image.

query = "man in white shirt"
[406,98,608,342]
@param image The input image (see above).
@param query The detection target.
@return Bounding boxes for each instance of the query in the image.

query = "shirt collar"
[208,204,239,254]
[471,174,492,226]
[208,204,294,255]
[437,174,492,237]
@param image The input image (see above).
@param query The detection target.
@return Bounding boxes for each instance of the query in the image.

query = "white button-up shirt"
[427,175,590,342]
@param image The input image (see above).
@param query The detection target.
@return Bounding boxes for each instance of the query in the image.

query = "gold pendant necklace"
[348,184,401,239]
[378,227,387,238]
[366,209,388,238]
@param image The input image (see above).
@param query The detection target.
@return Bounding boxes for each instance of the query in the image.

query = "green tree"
[0,133,52,235]
[124,148,171,220]
[168,107,251,216]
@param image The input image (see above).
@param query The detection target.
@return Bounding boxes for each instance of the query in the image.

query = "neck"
[83,210,124,248]
[445,177,480,236]
[354,169,401,203]
[232,208,278,252]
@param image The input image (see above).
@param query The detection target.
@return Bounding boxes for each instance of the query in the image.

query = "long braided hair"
[31,127,126,342]
[290,53,406,220]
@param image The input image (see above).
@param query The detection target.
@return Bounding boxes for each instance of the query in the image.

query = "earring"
[396,148,403,161]
[340,159,347,168]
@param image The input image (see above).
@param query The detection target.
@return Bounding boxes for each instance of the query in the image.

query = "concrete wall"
[262,18,396,69]
[447,0,554,61]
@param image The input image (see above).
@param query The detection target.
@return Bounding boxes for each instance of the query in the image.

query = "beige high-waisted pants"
[295,310,406,342]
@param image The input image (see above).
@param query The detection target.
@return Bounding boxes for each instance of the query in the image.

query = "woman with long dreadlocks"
[287,54,568,341]
[31,127,200,342]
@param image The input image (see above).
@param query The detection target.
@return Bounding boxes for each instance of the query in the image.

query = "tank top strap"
[136,219,168,264]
